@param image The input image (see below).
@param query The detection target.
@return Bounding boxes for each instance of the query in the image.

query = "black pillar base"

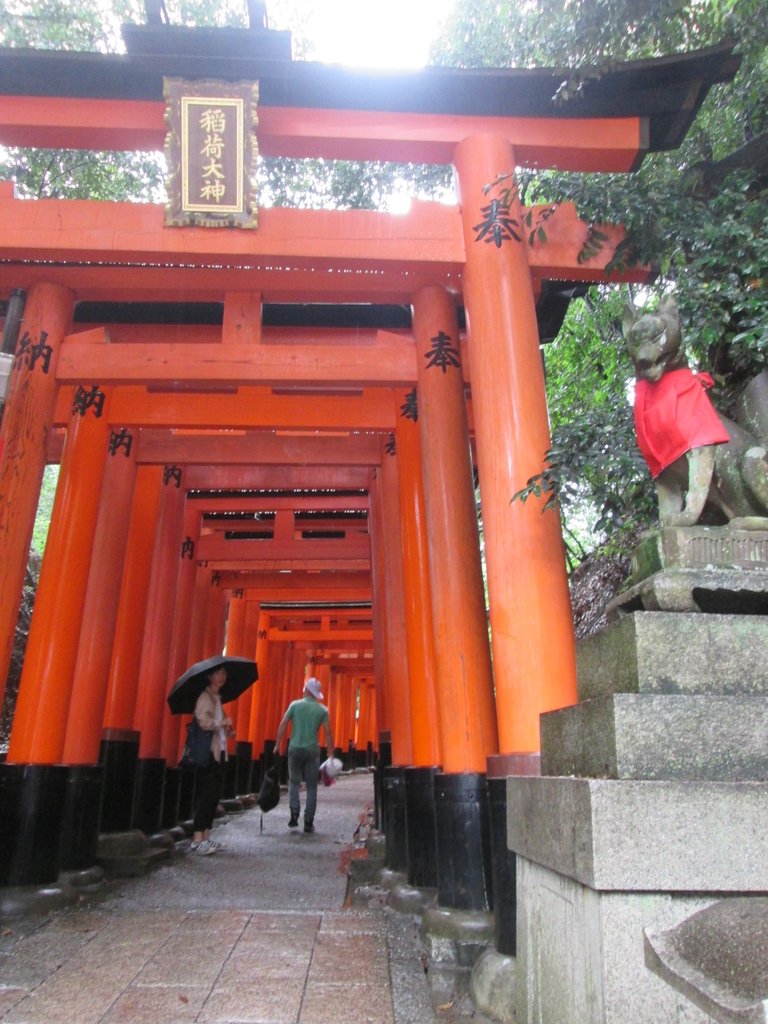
[221,755,238,800]
[0,763,69,886]
[487,776,517,956]
[132,757,166,835]
[177,765,196,821]
[235,741,252,795]
[98,731,139,833]
[434,771,493,912]
[382,764,408,872]
[59,765,104,872]
[404,765,441,888]
[161,767,182,830]
[374,734,392,831]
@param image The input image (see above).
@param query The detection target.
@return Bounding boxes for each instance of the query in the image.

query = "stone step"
[541,694,768,781]
[506,776,768,892]
[577,611,768,700]
[96,829,173,878]
[607,567,768,616]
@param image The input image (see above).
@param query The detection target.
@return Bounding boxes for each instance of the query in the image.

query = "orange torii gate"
[0,23,737,905]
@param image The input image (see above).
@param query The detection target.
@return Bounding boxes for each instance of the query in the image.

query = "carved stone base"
[608,526,768,617]
[631,524,768,581]
[607,567,768,616]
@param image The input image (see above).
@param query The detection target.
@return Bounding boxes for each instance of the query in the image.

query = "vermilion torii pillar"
[412,285,498,773]
[232,595,259,794]
[394,392,441,768]
[0,282,73,705]
[454,135,579,756]
[99,464,163,834]
[2,379,113,886]
[8,383,114,766]
[188,562,214,667]
[376,449,414,766]
[132,464,187,835]
[204,575,228,655]
[57,422,138,870]
[62,424,138,765]
[368,469,390,742]
[103,465,163,734]
[164,501,202,763]
[248,608,271,767]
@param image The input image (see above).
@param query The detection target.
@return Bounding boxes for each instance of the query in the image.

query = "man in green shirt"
[275,677,334,833]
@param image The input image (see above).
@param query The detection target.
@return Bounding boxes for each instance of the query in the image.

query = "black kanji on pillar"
[72,384,106,418]
[424,330,460,373]
[400,387,418,422]
[108,428,133,457]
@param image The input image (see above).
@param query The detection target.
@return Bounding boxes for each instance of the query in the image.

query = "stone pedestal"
[504,528,768,1024]
[420,905,495,1017]
[608,524,768,616]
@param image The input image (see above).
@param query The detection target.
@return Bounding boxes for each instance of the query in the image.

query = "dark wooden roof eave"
[0,37,741,154]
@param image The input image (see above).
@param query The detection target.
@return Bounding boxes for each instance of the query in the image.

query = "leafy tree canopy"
[2,1,765,561]
[0,1,451,210]
[432,0,767,553]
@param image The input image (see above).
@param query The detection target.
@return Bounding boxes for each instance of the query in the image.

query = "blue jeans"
[288,746,319,822]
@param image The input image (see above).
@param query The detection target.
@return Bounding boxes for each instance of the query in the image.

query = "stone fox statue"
[623,296,768,527]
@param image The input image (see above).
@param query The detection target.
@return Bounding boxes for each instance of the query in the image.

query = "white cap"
[304,677,324,701]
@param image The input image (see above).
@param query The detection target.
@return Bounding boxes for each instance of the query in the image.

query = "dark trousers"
[288,746,319,823]
[193,756,223,832]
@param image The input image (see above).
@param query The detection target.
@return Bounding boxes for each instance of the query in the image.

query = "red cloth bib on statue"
[634,368,730,478]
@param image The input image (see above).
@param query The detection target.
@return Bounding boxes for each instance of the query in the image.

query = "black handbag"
[257,754,281,812]
[179,718,212,769]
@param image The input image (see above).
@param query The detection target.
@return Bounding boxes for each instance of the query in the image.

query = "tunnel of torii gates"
[0,24,739,897]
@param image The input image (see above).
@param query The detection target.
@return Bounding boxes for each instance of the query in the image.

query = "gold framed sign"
[164,77,259,228]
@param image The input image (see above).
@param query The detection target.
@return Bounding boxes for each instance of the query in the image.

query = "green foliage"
[430,0,757,71]
[3,146,165,200]
[513,286,657,545]
[31,465,59,555]
[261,157,451,211]
[4,0,765,568]
[433,0,768,562]
[0,0,142,52]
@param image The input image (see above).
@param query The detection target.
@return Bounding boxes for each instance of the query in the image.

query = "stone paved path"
[0,773,441,1024]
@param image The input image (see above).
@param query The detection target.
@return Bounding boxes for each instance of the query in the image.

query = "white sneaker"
[208,838,225,850]
[191,839,216,856]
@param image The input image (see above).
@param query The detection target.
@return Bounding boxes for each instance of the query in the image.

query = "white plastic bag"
[319,756,343,786]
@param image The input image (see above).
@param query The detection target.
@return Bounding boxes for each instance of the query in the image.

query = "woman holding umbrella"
[190,664,234,856]
[168,654,258,856]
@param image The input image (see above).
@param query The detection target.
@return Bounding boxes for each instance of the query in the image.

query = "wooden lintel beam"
[0,262,464,304]
[189,495,369,513]
[183,464,372,490]
[206,513,368,528]
[205,558,370,572]
[135,430,382,467]
[267,629,373,642]
[214,568,370,588]
[269,608,372,623]
[199,534,370,560]
[236,588,372,603]
[0,197,652,306]
[0,97,645,172]
[211,568,370,590]
[327,661,375,671]
[0,195,464,270]
[54,384,399,430]
[55,340,418,389]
